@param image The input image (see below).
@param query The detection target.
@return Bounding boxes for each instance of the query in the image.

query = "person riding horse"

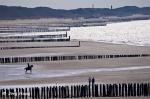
[24,63,33,73]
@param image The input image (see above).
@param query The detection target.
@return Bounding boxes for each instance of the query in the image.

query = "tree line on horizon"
[0,5,150,20]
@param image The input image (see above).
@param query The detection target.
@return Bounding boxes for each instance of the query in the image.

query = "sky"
[0,0,150,9]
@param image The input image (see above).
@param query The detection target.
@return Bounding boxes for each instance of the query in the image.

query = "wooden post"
[34,87,37,99]
[137,83,140,96]
[22,88,24,99]
[88,77,91,97]
[95,84,99,97]
[25,88,27,99]
[124,84,128,97]
[99,84,102,97]
[119,84,121,96]
[16,88,19,99]
[19,88,21,99]
[71,86,73,98]
[6,89,9,99]
[79,41,81,47]
[0,89,2,99]
[29,88,32,98]
[128,83,132,97]
[103,84,106,97]
[43,87,46,99]
[133,83,136,96]
[148,83,150,96]
[32,88,34,99]
[92,77,95,97]
[46,87,49,99]
[59,86,61,98]
[49,87,52,98]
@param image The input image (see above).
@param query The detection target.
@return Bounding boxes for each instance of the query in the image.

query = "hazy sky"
[0,0,150,9]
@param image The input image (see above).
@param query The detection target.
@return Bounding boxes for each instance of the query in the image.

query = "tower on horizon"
[111,5,113,10]
[92,4,94,8]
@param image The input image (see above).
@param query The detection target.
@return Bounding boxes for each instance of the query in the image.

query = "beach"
[0,19,150,99]
[0,41,150,87]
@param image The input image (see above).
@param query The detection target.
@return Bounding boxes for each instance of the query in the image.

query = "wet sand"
[0,41,150,87]
[0,41,150,57]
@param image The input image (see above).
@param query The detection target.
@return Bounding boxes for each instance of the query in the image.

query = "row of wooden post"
[0,28,70,33]
[0,54,149,64]
[0,33,67,39]
[0,32,69,43]
[0,41,79,50]
[0,37,70,43]
[0,82,150,99]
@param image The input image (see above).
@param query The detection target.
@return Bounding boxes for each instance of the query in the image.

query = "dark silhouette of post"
[88,77,91,97]
[66,31,68,37]
[25,88,28,99]
[79,41,81,47]
[92,77,95,97]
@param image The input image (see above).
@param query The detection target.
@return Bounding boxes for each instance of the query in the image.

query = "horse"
[24,63,33,74]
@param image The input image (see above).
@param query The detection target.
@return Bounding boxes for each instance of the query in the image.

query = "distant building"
[111,5,113,10]
[92,4,94,8]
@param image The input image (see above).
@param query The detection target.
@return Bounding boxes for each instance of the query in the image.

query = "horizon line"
[0,5,150,10]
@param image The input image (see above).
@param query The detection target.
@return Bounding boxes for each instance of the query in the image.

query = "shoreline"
[0,41,150,86]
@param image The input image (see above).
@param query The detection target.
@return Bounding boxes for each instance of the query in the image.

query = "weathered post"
[16,88,19,99]
[66,86,69,98]
[34,87,37,99]
[0,89,2,98]
[29,88,31,98]
[71,86,73,98]
[148,83,150,96]
[133,83,136,96]
[103,84,106,97]
[137,83,140,96]
[95,84,99,97]
[25,88,28,99]
[122,83,125,97]
[46,87,49,99]
[2,89,5,99]
[32,88,35,99]
[56,86,58,98]
[10,89,12,99]
[6,89,9,99]
[78,41,81,47]
[124,83,127,97]
[92,77,95,97]
[19,88,21,99]
[144,83,148,96]
[119,84,122,96]
[99,84,102,97]
[128,83,132,97]
[49,87,52,98]
[59,86,61,98]
[22,88,24,99]
[88,77,91,97]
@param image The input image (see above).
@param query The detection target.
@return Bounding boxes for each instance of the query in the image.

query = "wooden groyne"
[0,79,150,99]
[0,54,149,64]
[0,27,70,33]
[0,33,67,39]
[0,37,70,43]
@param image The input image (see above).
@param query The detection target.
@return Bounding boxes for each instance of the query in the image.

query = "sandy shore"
[0,41,150,87]
[0,41,150,57]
